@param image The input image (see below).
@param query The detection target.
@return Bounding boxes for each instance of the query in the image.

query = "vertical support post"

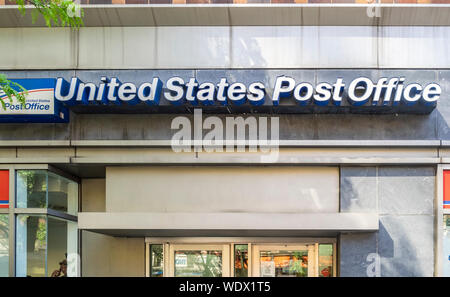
[8,167,15,277]
[247,243,252,277]
[436,165,444,276]
[145,243,149,277]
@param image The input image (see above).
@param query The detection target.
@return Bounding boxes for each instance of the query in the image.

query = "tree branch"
[0,0,84,110]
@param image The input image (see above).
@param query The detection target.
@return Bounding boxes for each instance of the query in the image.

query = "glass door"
[146,240,335,277]
[168,244,230,277]
[252,244,316,277]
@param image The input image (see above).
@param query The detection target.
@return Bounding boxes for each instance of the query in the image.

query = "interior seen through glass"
[260,250,308,277]
[174,250,222,277]
[0,214,8,277]
[148,243,335,277]
[444,215,450,276]
[234,244,248,277]
[150,245,164,277]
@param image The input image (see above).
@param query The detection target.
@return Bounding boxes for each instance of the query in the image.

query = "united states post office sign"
[0,76,441,123]
[0,78,69,123]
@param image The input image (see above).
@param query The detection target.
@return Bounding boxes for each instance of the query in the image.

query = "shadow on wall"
[378,219,433,277]
[378,222,394,259]
[341,167,377,213]
[377,166,435,276]
[436,108,450,140]
[341,166,435,276]
[234,35,267,68]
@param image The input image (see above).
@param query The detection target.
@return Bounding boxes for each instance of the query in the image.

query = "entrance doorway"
[146,238,336,277]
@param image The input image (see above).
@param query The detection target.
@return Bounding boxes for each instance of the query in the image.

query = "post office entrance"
[145,238,336,277]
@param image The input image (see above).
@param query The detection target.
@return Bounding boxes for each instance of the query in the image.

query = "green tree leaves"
[0,74,28,110]
[0,1,83,110]
[15,0,84,28]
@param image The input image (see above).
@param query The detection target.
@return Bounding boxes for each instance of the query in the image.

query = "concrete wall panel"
[105,166,339,213]
[0,28,76,70]
[78,27,156,69]
[318,26,377,68]
[379,26,450,69]
[339,233,377,277]
[340,167,377,213]
[156,27,230,69]
[81,231,144,277]
[378,167,435,215]
[1,26,450,69]
[231,26,318,68]
[437,70,450,140]
[379,215,434,277]
[340,166,435,277]
[82,178,106,212]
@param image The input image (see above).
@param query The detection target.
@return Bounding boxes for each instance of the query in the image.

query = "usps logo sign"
[175,254,188,267]
[0,78,69,123]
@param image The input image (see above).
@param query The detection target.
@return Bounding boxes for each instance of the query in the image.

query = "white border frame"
[145,237,337,244]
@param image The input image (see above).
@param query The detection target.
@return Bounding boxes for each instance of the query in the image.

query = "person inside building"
[51,258,67,277]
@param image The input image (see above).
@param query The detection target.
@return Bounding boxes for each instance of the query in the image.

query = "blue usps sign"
[0,78,69,123]
[1,75,442,123]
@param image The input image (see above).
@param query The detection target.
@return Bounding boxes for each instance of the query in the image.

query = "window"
[0,214,8,277]
[16,215,78,277]
[147,241,336,277]
[16,215,46,277]
[16,170,78,216]
[234,244,248,277]
[260,249,308,277]
[174,250,223,277]
[444,215,450,277]
[318,244,334,277]
[15,169,79,277]
[150,244,164,277]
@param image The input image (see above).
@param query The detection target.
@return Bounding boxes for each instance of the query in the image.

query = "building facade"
[0,2,449,277]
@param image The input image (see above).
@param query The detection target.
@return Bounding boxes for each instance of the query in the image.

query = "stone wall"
[340,166,435,276]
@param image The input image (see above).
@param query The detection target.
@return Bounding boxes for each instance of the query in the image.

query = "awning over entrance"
[78,212,379,237]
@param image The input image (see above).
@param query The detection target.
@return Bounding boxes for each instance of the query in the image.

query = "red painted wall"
[0,170,9,208]
[443,170,450,209]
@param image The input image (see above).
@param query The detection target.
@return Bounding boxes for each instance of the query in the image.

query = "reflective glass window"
[150,244,164,277]
[234,244,248,277]
[175,250,222,277]
[318,244,333,277]
[16,215,78,277]
[444,215,450,276]
[0,214,8,277]
[260,249,308,277]
[16,170,78,215]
